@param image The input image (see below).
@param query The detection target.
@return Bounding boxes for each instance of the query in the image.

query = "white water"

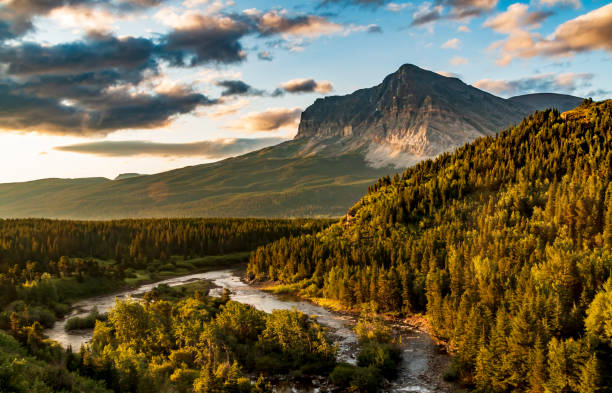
[44,269,451,392]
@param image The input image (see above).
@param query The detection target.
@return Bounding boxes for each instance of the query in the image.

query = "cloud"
[457,25,471,32]
[367,25,383,33]
[484,3,552,34]
[203,98,249,118]
[450,56,468,65]
[411,0,498,26]
[487,3,612,65]
[0,35,157,76]
[277,78,334,94]
[473,72,593,96]
[48,6,124,34]
[539,0,581,10]
[318,0,388,9]
[258,51,273,61]
[442,38,460,49]
[160,13,252,65]
[0,80,216,136]
[53,137,284,157]
[0,0,164,40]
[386,2,410,12]
[411,3,444,26]
[257,10,344,38]
[216,80,264,96]
[229,108,302,131]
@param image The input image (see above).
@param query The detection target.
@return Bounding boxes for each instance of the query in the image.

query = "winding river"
[44,269,452,393]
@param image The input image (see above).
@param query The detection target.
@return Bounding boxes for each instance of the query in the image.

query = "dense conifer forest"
[248,100,612,392]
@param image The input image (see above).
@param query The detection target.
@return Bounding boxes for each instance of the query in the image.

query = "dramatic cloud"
[216,80,264,96]
[0,35,157,76]
[0,80,216,136]
[277,78,333,94]
[230,108,302,131]
[411,0,498,26]
[0,0,164,40]
[487,3,612,65]
[442,38,460,49]
[0,5,353,135]
[160,13,252,65]
[257,10,344,38]
[53,137,285,157]
[473,72,593,96]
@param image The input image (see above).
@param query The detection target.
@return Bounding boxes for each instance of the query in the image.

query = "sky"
[0,0,610,183]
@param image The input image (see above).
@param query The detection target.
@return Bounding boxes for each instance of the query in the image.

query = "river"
[44,269,453,393]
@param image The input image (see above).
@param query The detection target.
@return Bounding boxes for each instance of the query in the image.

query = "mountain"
[508,93,583,112]
[0,64,584,219]
[296,64,535,167]
[247,100,612,391]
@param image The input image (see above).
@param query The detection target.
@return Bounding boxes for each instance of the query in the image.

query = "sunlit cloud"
[442,38,460,49]
[473,72,593,96]
[53,137,285,157]
[228,107,302,132]
[486,3,612,66]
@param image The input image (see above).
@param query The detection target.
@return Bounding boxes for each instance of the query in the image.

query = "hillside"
[0,65,583,219]
[508,93,583,112]
[248,100,612,392]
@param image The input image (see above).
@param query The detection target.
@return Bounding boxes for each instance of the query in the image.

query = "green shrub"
[329,363,357,388]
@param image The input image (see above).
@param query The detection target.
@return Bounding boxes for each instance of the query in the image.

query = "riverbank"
[45,268,458,392]
[256,281,458,393]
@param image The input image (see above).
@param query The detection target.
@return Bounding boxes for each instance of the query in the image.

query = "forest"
[0,218,336,392]
[247,100,612,392]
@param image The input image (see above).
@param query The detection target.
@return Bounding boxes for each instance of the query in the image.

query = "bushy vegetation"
[65,307,107,331]
[330,311,401,392]
[0,328,110,392]
[248,100,612,392]
[74,284,336,392]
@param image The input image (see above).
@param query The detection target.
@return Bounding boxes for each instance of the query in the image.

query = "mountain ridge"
[0,64,586,219]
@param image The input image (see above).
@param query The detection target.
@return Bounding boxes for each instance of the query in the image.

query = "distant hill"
[0,64,585,219]
[114,173,143,181]
[508,93,583,112]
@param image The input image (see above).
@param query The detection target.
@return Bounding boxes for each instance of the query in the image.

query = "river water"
[44,269,452,392]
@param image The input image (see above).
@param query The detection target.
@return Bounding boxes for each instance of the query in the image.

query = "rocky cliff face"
[295,64,580,168]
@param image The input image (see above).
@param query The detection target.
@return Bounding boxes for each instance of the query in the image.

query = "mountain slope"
[247,100,612,392]
[0,64,585,219]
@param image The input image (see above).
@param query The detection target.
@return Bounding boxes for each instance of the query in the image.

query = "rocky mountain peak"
[294,64,581,168]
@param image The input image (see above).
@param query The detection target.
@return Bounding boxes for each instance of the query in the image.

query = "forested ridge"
[248,100,612,392]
